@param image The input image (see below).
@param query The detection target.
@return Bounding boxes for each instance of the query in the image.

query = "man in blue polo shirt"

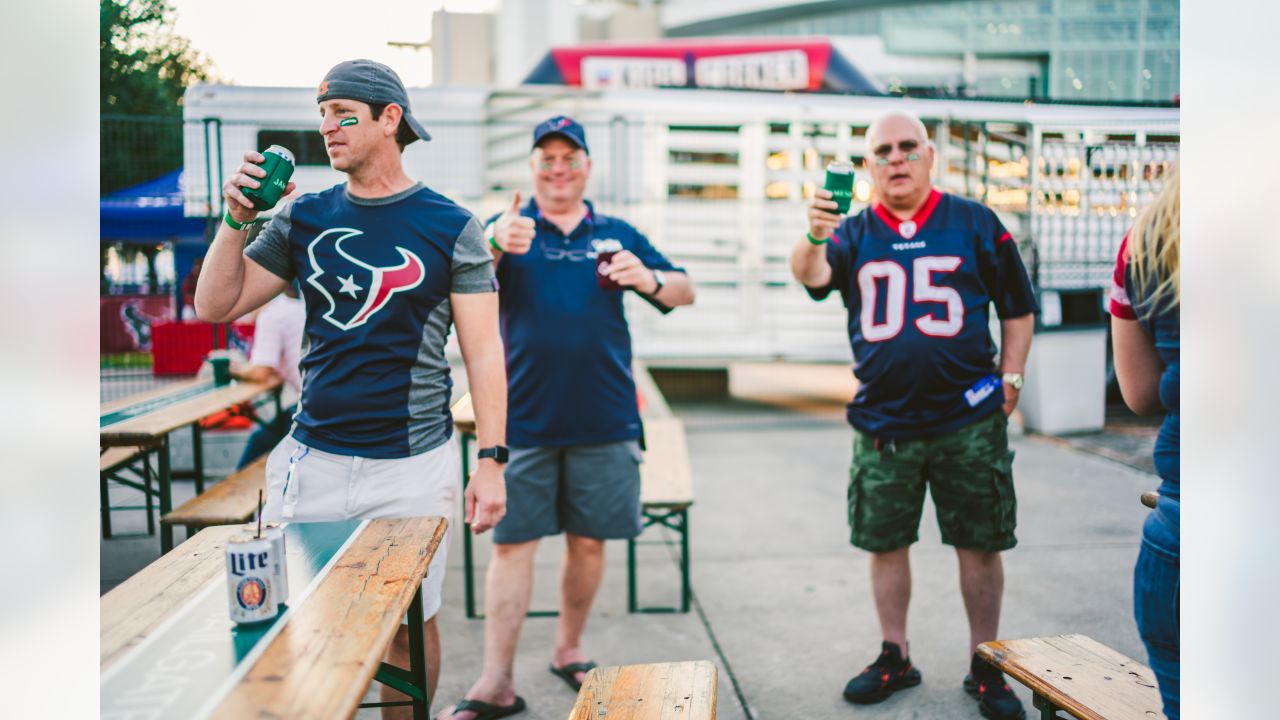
[196,59,509,718]
[792,111,1037,720]
[440,117,695,720]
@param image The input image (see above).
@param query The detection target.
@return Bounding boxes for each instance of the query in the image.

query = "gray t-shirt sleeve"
[244,203,296,281]
[451,216,498,294]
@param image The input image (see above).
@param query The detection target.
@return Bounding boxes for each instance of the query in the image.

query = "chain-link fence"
[102,115,223,402]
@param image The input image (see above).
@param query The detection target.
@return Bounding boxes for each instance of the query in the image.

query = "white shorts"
[262,435,460,620]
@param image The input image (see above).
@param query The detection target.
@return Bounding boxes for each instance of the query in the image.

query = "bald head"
[866,111,931,156]
[863,110,936,213]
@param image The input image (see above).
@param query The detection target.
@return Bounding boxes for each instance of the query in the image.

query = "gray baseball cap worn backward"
[316,59,431,143]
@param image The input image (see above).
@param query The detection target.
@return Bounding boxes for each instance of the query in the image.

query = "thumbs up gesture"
[494,191,535,255]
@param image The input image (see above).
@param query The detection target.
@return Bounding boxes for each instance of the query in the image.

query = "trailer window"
[669,150,739,165]
[668,184,738,200]
[257,130,329,166]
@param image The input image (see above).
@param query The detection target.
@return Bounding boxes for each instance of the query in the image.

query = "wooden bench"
[159,454,268,537]
[100,445,157,539]
[629,415,695,613]
[977,634,1163,720]
[453,360,697,617]
[568,661,717,720]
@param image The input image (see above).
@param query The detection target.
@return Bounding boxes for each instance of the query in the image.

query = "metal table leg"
[191,422,205,495]
[159,434,174,553]
[679,508,691,613]
[460,432,477,620]
[406,586,429,719]
[100,466,113,540]
[144,450,155,536]
[367,585,431,718]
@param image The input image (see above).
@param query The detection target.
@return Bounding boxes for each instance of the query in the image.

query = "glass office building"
[667,0,1179,103]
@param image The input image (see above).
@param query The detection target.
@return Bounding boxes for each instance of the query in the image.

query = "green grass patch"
[101,352,153,369]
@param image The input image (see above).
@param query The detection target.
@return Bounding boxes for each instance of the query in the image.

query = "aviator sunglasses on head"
[872,139,924,166]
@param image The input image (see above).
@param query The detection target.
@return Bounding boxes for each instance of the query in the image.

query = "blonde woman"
[1108,166,1180,720]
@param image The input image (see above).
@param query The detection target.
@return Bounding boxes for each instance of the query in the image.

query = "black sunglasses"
[872,140,924,165]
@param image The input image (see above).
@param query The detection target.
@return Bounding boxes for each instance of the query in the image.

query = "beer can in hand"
[824,161,855,214]
[226,533,279,624]
[241,145,295,211]
[261,523,289,605]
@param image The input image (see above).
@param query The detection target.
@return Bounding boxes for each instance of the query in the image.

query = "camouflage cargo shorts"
[847,411,1017,553]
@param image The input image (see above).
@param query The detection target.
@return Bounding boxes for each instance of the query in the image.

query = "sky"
[170,0,499,88]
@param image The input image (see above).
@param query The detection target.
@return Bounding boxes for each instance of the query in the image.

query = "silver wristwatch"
[650,269,666,295]
[1002,372,1025,390]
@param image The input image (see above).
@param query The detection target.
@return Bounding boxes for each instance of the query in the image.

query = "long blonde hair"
[1126,164,1180,315]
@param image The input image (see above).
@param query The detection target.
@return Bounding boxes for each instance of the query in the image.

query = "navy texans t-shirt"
[246,182,496,458]
[806,189,1038,440]
[492,199,683,447]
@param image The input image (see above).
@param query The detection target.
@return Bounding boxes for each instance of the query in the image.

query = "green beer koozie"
[241,145,296,211]
[824,161,855,214]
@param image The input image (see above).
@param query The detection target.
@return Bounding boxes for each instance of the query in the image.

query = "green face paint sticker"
[339,117,358,127]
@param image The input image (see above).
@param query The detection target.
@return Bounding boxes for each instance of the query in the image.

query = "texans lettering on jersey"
[247,182,496,458]
[807,189,1038,440]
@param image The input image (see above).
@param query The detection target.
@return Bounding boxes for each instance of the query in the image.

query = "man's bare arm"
[195,228,288,322]
[998,313,1035,415]
[791,188,838,287]
[452,291,508,534]
[195,150,295,322]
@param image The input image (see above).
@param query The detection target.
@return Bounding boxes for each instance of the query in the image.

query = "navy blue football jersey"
[246,183,496,458]
[806,189,1038,439]
[491,199,683,447]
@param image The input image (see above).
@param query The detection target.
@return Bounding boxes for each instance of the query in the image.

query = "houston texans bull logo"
[306,228,425,331]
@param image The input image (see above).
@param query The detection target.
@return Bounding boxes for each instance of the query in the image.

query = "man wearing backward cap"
[197,59,508,717]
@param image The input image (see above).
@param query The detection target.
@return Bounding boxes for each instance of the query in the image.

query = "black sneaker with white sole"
[842,641,922,704]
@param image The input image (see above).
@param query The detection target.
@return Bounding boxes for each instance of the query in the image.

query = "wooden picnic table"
[101,516,447,720]
[100,377,283,553]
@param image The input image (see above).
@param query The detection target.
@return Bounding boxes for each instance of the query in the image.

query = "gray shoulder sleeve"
[244,203,295,280]
[450,216,498,294]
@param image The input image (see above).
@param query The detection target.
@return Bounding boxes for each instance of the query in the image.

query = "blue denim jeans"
[1134,498,1179,720]
[235,406,295,470]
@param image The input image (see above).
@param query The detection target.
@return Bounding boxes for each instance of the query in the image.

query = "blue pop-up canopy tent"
[101,170,211,301]
[100,170,207,242]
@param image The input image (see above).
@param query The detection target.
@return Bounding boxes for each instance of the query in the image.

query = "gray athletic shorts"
[493,440,644,544]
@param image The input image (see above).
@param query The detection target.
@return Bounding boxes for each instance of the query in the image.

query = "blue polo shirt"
[491,199,683,447]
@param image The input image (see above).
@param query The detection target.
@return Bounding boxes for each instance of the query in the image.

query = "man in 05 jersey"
[196,59,508,718]
[791,111,1037,720]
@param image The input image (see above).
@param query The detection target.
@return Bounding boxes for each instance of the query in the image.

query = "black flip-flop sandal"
[549,661,598,692]
[447,696,527,719]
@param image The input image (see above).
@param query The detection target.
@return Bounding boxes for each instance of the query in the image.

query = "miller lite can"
[241,145,295,211]
[261,523,289,605]
[226,533,279,624]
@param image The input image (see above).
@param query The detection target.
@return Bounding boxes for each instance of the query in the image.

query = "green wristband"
[486,226,503,252]
[223,210,247,231]
[806,232,829,245]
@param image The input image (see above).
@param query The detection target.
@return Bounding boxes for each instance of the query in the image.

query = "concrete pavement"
[100,363,1160,719]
